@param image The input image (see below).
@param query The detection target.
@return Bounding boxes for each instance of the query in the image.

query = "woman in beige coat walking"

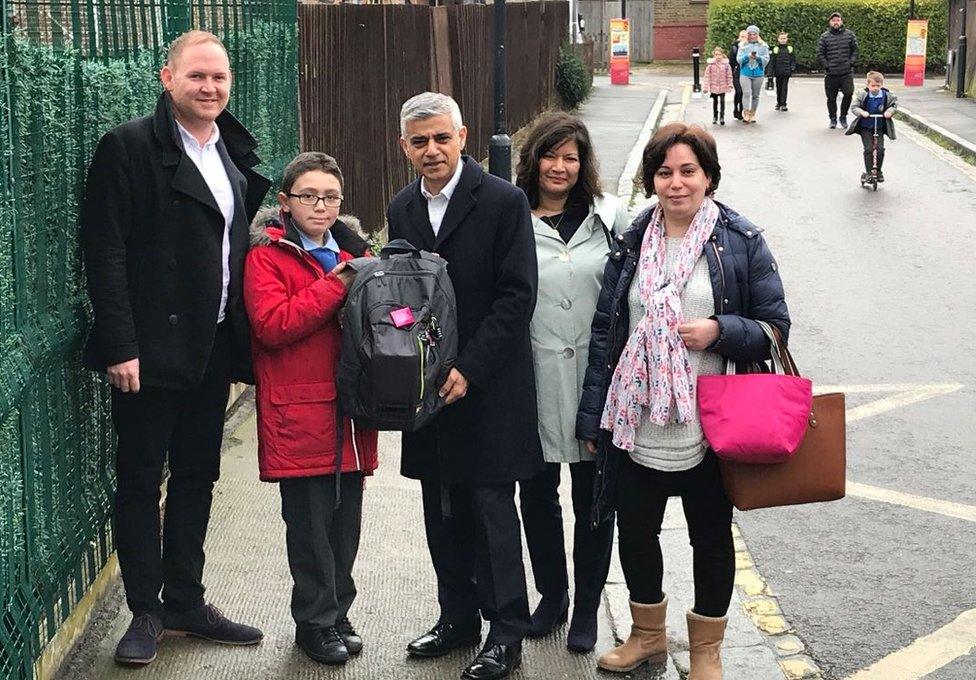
[514,112,630,654]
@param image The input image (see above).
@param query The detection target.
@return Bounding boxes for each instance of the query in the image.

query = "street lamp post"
[692,47,701,93]
[909,0,915,20]
[488,0,511,180]
[958,1,969,98]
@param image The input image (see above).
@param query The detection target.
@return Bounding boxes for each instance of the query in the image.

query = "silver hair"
[399,92,463,137]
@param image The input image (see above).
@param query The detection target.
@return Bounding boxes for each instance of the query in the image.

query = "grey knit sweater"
[625,240,724,471]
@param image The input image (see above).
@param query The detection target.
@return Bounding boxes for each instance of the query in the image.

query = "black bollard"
[692,47,701,93]
[958,2,969,98]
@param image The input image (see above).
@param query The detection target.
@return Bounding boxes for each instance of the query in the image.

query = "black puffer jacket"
[770,44,797,76]
[817,27,859,75]
[575,202,791,527]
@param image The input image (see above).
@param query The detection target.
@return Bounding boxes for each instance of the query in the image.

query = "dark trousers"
[824,73,855,120]
[279,473,364,631]
[858,127,886,173]
[732,72,743,117]
[615,453,734,618]
[775,75,791,107]
[710,93,726,121]
[112,323,232,616]
[420,472,531,644]
[519,462,614,609]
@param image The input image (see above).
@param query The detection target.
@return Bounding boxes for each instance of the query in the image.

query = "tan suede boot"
[596,596,668,673]
[741,109,752,123]
[686,610,728,680]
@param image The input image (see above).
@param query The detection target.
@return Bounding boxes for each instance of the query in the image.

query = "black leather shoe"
[840,116,849,128]
[114,613,164,665]
[407,619,481,658]
[461,641,522,680]
[295,626,349,665]
[337,617,363,655]
[527,593,569,638]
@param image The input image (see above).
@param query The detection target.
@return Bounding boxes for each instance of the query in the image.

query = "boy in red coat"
[243,152,378,665]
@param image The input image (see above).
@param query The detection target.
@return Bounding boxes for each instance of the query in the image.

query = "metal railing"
[0,2,298,677]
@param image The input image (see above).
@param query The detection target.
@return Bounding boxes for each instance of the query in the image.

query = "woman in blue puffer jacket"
[737,25,770,124]
[576,123,789,678]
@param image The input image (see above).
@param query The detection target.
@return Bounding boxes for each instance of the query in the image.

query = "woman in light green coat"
[515,112,631,653]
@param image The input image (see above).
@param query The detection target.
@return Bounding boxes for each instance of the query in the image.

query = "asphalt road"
[670,74,976,679]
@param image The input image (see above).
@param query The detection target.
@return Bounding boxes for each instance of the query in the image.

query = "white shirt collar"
[421,158,465,201]
[176,120,220,150]
[298,228,340,253]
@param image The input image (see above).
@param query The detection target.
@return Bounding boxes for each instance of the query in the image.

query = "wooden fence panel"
[299,1,568,231]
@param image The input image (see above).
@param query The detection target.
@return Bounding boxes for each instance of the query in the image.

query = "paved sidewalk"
[887,79,976,158]
[61,77,794,680]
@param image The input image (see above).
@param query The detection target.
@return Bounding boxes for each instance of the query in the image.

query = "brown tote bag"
[718,336,847,511]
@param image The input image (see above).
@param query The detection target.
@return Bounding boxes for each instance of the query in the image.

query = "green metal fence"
[0,2,297,677]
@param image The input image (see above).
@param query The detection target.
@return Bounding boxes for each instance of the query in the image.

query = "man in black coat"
[80,30,270,665]
[817,12,860,128]
[387,91,544,680]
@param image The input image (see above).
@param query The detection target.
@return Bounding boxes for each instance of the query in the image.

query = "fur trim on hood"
[248,206,369,252]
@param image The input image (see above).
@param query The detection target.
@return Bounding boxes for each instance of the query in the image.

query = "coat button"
[168,258,177,270]
[717,246,724,252]
[563,348,575,359]
[172,199,180,207]
[559,251,570,262]
[561,298,572,310]
[746,230,753,236]
[723,298,729,304]
[168,314,178,325]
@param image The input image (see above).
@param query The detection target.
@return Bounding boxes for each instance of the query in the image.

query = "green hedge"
[555,44,593,109]
[707,0,948,73]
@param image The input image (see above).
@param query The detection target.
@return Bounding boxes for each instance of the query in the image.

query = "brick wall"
[653,0,706,60]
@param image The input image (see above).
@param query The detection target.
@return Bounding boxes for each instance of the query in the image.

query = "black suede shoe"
[407,619,481,658]
[461,641,522,680]
[163,604,263,645]
[840,116,849,128]
[296,626,349,665]
[527,593,569,638]
[876,171,885,182]
[829,118,838,129]
[336,617,363,655]
[114,613,164,665]
[566,604,598,653]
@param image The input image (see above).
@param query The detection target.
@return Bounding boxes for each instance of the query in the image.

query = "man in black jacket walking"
[817,12,860,128]
[81,30,270,665]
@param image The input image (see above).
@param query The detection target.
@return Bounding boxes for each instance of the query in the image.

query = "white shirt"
[421,160,464,237]
[177,121,235,323]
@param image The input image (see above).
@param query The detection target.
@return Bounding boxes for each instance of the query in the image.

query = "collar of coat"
[248,205,371,258]
[612,200,762,258]
[405,155,484,249]
[152,91,261,169]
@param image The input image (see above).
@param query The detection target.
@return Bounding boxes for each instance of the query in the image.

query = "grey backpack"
[337,240,458,431]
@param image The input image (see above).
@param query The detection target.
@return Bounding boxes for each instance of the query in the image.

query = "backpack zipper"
[417,335,426,403]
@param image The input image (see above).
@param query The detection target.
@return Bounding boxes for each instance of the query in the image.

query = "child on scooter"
[845,71,898,183]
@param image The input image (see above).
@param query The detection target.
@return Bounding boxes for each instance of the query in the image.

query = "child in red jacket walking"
[243,152,378,666]
[703,46,735,125]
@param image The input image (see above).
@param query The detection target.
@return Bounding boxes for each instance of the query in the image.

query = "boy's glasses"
[287,193,343,207]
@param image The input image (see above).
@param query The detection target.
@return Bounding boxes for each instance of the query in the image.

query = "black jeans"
[710,93,726,120]
[775,75,791,107]
[112,323,231,616]
[732,72,743,117]
[615,452,734,618]
[519,462,614,609]
[421,473,531,644]
[858,127,886,172]
[280,473,364,631]
[824,73,855,120]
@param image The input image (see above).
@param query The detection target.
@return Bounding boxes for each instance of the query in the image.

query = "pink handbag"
[697,321,812,464]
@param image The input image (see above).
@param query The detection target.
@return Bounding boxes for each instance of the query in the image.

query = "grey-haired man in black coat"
[387,91,544,680]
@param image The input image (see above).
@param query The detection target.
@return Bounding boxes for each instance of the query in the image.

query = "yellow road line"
[845,608,976,680]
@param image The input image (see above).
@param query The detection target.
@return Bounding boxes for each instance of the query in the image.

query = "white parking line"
[815,383,964,423]
[845,608,976,680]
[845,482,976,523]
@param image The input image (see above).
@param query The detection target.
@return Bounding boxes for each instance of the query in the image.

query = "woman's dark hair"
[515,112,602,209]
[641,123,721,197]
[281,151,344,194]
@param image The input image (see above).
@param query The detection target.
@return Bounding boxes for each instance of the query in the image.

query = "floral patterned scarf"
[600,198,720,451]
